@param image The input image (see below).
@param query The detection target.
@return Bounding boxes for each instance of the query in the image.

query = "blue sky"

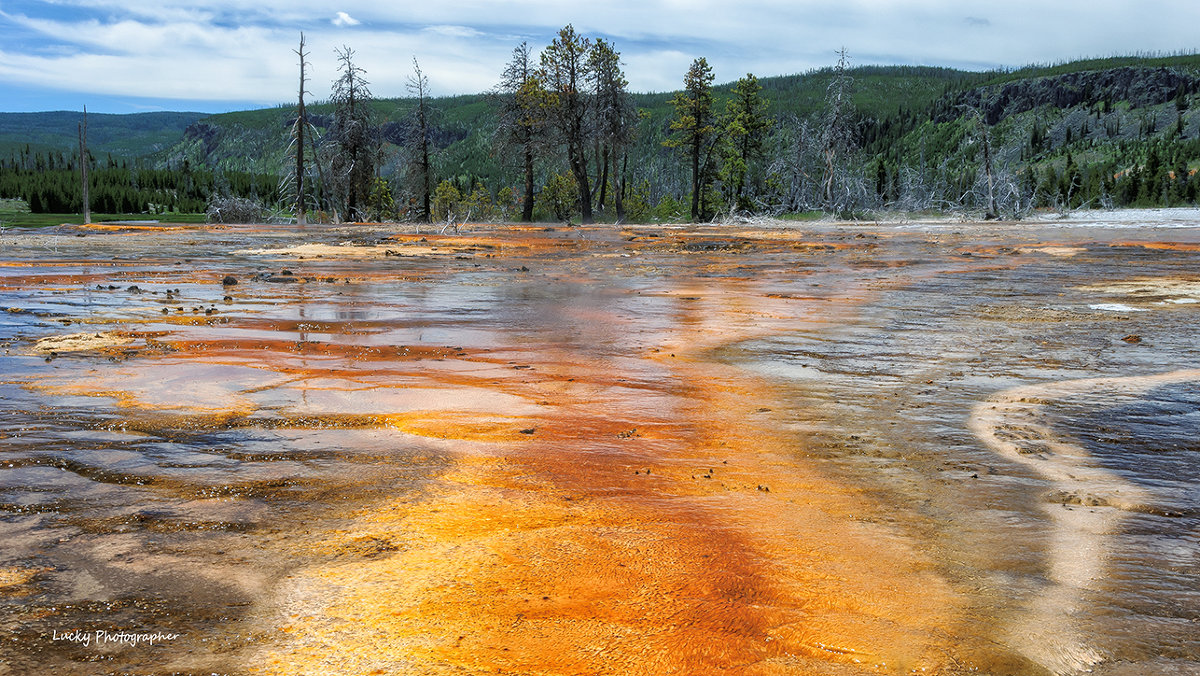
[1,1,1198,114]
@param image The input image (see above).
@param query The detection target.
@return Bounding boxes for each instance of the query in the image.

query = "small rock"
[1121,334,1142,344]
[222,275,238,286]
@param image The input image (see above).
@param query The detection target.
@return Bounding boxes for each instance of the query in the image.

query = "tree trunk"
[421,111,431,223]
[981,122,998,218]
[613,149,625,223]
[690,137,701,221]
[597,145,610,212]
[295,34,308,225]
[422,143,431,223]
[823,149,836,209]
[570,142,592,224]
[522,145,535,222]
[78,107,90,224]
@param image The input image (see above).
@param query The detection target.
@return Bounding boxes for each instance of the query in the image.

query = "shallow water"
[0,216,1198,675]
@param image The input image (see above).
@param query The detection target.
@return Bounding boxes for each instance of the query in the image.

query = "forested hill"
[156,65,982,179]
[0,111,206,162]
[6,53,1200,220]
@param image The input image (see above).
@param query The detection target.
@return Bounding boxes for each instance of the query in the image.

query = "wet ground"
[0,211,1197,675]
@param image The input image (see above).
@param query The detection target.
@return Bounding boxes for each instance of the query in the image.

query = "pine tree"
[495,42,552,223]
[539,25,594,224]
[721,73,772,213]
[587,39,636,221]
[666,57,717,221]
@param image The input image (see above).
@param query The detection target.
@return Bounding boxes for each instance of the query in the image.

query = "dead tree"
[292,33,310,224]
[962,106,999,219]
[407,57,433,223]
[821,48,855,213]
[327,46,377,221]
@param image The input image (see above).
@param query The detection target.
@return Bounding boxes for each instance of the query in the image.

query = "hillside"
[0,111,206,163]
[6,53,1200,220]
[150,65,983,190]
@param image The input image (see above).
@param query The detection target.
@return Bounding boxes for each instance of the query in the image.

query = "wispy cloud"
[424,24,483,39]
[1,1,1199,112]
[332,11,360,27]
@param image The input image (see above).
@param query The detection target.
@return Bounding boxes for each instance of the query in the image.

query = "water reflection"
[0,218,1198,674]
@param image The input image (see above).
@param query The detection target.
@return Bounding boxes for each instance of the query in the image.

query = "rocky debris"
[222,275,238,286]
[1121,334,1142,343]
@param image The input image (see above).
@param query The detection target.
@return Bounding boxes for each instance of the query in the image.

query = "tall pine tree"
[539,25,594,224]
[666,57,717,221]
[721,73,772,213]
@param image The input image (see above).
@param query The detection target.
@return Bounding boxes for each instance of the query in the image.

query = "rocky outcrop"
[939,67,1200,124]
[183,121,221,155]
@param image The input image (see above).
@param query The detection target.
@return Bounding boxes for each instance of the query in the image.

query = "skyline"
[1,1,1198,114]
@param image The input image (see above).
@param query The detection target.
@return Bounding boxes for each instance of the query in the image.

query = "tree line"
[300,28,1200,224]
[291,26,792,224]
[6,31,1200,223]
[0,151,278,215]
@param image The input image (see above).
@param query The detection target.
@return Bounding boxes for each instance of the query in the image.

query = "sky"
[1,0,1198,114]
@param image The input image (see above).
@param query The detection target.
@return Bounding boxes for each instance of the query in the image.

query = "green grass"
[0,209,207,228]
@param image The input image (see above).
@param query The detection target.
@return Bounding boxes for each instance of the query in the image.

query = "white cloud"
[4,1,1200,109]
[332,11,360,27]
[424,25,484,39]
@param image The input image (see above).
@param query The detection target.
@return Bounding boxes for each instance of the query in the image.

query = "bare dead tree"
[821,48,855,212]
[291,33,311,224]
[961,105,999,218]
[407,57,433,223]
[327,46,378,221]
